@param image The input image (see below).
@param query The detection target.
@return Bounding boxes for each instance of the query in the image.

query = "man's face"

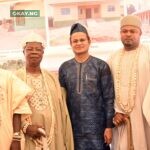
[120,25,141,50]
[70,32,90,55]
[23,42,44,67]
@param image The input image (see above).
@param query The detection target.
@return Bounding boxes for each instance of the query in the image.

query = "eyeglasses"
[71,38,88,44]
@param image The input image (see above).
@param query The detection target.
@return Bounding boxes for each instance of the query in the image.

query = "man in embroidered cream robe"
[0,68,32,150]
[15,33,74,150]
[108,15,150,150]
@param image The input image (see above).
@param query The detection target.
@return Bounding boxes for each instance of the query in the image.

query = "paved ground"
[49,19,150,46]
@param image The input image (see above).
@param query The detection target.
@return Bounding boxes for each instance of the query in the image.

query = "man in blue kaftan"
[59,23,115,150]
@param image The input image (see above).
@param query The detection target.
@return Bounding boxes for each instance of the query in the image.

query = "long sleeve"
[100,63,115,128]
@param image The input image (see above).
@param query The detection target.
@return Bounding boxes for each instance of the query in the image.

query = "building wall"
[14,17,45,31]
[13,0,45,30]
[13,0,45,16]
[100,0,121,20]
[78,4,101,19]
[52,4,79,27]
[50,0,121,27]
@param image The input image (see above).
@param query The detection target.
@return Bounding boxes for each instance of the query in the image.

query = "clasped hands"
[26,125,46,139]
[113,112,129,126]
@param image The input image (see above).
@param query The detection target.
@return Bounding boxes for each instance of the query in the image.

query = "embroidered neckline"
[27,74,48,111]
[26,73,56,146]
[115,48,140,113]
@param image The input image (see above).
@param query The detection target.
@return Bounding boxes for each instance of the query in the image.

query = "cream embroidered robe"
[0,69,32,150]
[15,68,74,150]
[108,44,150,150]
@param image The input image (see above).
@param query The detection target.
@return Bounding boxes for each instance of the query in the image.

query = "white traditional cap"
[22,32,45,48]
[120,15,141,29]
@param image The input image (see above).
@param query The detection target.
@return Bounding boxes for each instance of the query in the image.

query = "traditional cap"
[120,15,141,29]
[22,32,45,48]
[70,23,89,36]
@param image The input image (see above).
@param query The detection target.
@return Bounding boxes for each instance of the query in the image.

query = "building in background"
[0,0,149,71]
[0,0,46,70]
[48,0,121,27]
[0,0,45,32]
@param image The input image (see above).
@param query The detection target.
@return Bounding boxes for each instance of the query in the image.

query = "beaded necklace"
[115,48,140,114]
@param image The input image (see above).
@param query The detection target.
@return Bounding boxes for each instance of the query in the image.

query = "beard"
[122,39,135,50]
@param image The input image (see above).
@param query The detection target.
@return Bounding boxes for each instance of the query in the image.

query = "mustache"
[29,54,41,57]
[124,38,133,40]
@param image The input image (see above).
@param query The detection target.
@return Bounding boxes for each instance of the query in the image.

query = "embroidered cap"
[120,15,141,29]
[70,23,89,36]
[22,32,45,48]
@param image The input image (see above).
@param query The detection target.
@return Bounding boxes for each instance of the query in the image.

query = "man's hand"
[104,128,112,145]
[26,125,45,139]
[113,112,129,126]
[11,114,21,150]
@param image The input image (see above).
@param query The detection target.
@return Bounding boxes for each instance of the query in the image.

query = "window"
[61,8,70,15]
[15,17,25,26]
[107,5,115,12]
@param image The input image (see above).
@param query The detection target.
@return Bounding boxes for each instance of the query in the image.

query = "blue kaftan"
[59,56,115,150]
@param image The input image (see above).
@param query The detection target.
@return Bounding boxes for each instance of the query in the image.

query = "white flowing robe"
[0,69,32,150]
[108,44,150,150]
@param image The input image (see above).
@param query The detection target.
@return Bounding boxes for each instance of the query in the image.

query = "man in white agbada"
[15,32,74,150]
[0,69,32,150]
[108,15,150,150]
